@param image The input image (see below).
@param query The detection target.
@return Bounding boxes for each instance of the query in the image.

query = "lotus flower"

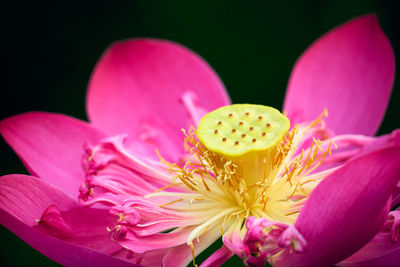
[1,14,399,267]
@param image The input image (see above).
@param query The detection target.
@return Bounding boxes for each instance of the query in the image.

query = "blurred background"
[1,0,399,266]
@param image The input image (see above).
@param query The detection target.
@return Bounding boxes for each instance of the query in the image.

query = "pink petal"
[0,174,135,266]
[284,14,395,136]
[358,129,400,207]
[117,227,194,253]
[1,212,137,267]
[0,112,105,197]
[339,209,400,267]
[319,129,400,186]
[200,246,234,267]
[112,248,169,266]
[358,129,400,155]
[87,38,230,161]
[276,147,400,267]
[339,233,400,267]
[342,249,400,267]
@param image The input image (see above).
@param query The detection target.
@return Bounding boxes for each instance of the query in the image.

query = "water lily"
[1,13,399,267]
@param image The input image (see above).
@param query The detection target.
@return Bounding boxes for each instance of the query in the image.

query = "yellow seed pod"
[197,104,290,187]
[197,104,290,157]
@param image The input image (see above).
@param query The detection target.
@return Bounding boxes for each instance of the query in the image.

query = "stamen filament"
[159,198,183,207]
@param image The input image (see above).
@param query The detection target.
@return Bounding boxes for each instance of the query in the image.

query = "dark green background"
[1,0,399,266]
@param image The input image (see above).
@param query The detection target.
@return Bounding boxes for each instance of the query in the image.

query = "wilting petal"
[0,112,105,197]
[87,39,230,161]
[276,147,400,267]
[0,174,135,266]
[284,14,395,136]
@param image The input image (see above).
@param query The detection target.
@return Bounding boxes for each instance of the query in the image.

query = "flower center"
[196,104,290,187]
[78,104,336,266]
[149,105,336,235]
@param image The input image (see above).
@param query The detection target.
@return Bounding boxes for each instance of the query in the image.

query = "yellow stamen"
[153,182,182,193]
[159,198,183,207]
[190,242,197,267]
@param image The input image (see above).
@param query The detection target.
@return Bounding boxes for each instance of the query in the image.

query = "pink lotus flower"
[1,14,400,267]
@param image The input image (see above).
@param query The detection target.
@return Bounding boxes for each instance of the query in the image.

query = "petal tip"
[284,13,395,136]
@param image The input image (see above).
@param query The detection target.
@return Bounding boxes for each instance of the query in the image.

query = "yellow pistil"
[148,104,335,266]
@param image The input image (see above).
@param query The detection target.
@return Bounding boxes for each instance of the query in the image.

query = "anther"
[239,121,244,126]
[214,130,218,134]
[232,129,237,133]
[266,123,271,127]
[218,121,222,125]
[222,137,227,142]
[241,134,246,138]
[249,127,254,131]
[235,141,239,145]
[252,138,257,143]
